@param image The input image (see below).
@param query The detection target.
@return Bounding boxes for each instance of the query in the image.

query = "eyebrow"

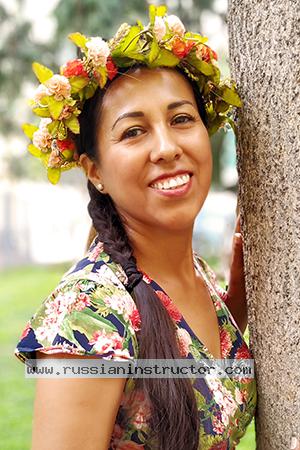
[111,100,195,131]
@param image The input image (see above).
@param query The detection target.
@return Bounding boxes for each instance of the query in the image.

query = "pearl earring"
[97,183,104,192]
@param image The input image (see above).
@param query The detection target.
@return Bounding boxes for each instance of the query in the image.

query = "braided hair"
[76,66,208,450]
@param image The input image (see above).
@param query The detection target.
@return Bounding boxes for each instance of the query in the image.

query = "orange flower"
[62,59,89,78]
[171,37,194,59]
[196,44,218,62]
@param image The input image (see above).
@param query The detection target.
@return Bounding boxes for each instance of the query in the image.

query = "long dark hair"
[75,65,207,450]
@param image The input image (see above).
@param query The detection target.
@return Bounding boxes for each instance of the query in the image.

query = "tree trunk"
[227,1,300,449]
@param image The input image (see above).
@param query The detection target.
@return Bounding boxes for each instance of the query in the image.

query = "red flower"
[106,56,118,80]
[62,59,89,78]
[171,37,195,59]
[56,139,76,153]
[155,290,182,322]
[235,341,252,360]
[220,327,232,358]
[196,44,218,63]
[129,308,141,331]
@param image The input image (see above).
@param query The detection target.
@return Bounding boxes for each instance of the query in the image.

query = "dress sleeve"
[14,264,140,365]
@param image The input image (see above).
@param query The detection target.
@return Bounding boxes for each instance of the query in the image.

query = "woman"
[15,5,257,449]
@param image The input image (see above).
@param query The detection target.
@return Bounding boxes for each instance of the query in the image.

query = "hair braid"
[87,180,200,450]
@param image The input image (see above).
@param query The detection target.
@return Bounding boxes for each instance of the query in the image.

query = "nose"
[149,125,183,163]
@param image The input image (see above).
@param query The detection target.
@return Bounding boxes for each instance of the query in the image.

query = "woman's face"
[84,67,212,233]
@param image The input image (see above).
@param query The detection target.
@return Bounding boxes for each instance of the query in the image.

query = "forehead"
[100,67,196,120]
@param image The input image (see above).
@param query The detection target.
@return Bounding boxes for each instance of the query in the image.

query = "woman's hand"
[225,213,248,334]
[290,436,300,450]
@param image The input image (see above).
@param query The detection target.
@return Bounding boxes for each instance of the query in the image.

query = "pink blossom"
[74,292,91,311]
[89,329,124,354]
[153,16,166,41]
[176,327,192,357]
[45,74,71,101]
[48,149,62,168]
[88,241,104,262]
[166,14,185,36]
[212,414,226,434]
[33,118,52,151]
[33,84,50,103]
[220,328,232,358]
[86,37,110,67]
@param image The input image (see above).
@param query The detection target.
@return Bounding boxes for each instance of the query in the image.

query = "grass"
[0,262,255,449]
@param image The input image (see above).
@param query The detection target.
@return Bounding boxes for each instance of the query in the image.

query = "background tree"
[227,1,300,448]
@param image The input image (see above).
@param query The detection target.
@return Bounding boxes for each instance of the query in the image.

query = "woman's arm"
[226,214,248,334]
[32,352,126,450]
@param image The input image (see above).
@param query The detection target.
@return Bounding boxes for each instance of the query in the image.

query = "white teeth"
[151,174,191,190]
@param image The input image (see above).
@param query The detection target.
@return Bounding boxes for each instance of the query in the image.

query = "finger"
[290,435,300,450]
[235,213,241,234]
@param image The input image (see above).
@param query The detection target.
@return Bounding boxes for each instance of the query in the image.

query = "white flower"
[45,75,71,101]
[86,37,110,67]
[33,118,52,152]
[153,16,166,42]
[33,84,50,103]
[166,14,185,36]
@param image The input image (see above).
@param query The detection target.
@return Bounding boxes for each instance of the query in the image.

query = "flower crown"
[22,4,242,184]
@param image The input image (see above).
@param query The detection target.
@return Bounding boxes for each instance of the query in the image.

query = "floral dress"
[15,237,257,450]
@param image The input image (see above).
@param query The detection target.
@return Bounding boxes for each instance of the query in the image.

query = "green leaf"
[150,48,179,67]
[120,25,142,53]
[32,107,50,118]
[208,116,225,136]
[185,32,208,44]
[57,122,67,140]
[219,86,242,107]
[84,83,97,99]
[95,66,107,89]
[47,96,64,120]
[148,39,160,63]
[47,120,59,136]
[156,5,167,17]
[28,144,42,157]
[22,123,38,140]
[69,76,89,94]
[65,115,80,134]
[68,32,88,49]
[188,55,215,76]
[215,100,229,113]
[149,5,156,25]
[47,167,61,184]
[32,62,53,84]
[70,310,117,336]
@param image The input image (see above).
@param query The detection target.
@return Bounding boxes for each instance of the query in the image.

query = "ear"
[79,153,107,193]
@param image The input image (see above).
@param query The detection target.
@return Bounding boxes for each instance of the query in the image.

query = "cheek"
[100,149,146,197]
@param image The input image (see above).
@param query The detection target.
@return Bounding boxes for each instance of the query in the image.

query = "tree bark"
[227,1,300,449]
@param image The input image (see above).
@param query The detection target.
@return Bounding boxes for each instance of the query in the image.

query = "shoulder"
[193,251,229,303]
[15,238,140,365]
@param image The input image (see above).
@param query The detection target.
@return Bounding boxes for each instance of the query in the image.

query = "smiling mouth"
[150,173,192,190]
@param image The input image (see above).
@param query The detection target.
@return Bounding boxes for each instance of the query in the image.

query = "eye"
[121,127,144,140]
[172,114,196,125]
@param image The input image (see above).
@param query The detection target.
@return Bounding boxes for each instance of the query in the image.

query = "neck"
[126,222,197,286]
